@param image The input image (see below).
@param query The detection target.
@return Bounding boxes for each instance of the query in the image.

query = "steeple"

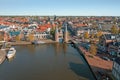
[64,24,68,43]
[54,15,56,21]
[65,24,67,32]
[55,26,59,42]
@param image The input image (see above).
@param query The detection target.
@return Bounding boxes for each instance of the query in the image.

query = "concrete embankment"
[72,42,97,80]
[0,49,6,64]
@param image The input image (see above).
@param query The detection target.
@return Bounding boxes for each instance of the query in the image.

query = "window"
[114,62,116,68]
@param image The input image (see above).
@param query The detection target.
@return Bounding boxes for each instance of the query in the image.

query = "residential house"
[112,57,120,80]
[34,24,51,40]
[34,32,50,40]
[99,34,118,53]
[75,26,89,36]
[108,42,120,57]
[99,34,117,47]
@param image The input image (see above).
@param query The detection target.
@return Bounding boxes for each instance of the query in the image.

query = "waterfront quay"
[9,40,57,46]
[71,40,97,79]
[76,43,114,80]
[0,49,6,64]
[70,39,115,80]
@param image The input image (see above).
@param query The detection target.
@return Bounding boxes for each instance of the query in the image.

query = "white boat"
[7,47,16,59]
[32,40,45,44]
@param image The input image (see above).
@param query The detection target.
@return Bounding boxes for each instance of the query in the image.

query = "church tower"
[64,24,68,43]
[55,26,59,42]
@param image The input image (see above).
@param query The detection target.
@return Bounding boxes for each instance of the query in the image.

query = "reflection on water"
[7,56,15,62]
[54,43,68,56]
[63,43,67,54]
[0,43,95,80]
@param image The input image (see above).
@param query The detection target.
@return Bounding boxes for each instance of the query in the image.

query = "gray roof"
[104,34,120,40]
[100,24,113,31]
[115,57,120,65]
[110,42,120,47]
[76,26,89,30]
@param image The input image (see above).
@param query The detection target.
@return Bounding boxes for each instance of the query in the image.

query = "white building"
[34,32,50,40]
[112,57,120,80]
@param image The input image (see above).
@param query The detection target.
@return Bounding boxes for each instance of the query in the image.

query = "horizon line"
[0,15,120,17]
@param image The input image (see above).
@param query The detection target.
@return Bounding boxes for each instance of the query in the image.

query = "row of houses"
[98,34,120,57]
[0,26,52,42]
[112,57,120,80]
[98,33,120,80]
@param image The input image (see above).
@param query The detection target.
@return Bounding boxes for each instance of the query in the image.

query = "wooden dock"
[9,41,31,46]
[0,49,6,64]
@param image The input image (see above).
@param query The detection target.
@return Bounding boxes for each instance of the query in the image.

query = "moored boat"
[7,47,16,59]
[32,40,45,44]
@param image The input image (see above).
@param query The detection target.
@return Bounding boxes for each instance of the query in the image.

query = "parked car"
[101,56,110,61]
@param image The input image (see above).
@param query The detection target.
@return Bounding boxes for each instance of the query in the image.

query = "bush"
[88,55,94,58]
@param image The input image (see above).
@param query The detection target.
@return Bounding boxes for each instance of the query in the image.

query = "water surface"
[0,43,95,80]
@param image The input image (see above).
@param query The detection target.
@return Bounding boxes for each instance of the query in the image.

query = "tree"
[0,34,4,41]
[15,35,20,41]
[50,27,55,36]
[118,28,120,34]
[58,24,62,29]
[91,33,95,39]
[89,44,97,55]
[84,32,89,39]
[111,25,118,34]
[96,31,103,38]
[28,33,34,41]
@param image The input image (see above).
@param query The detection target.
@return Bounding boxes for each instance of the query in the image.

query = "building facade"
[112,57,120,80]
[64,25,68,43]
[55,25,68,43]
[34,32,50,40]
[108,42,120,57]
[55,26,59,42]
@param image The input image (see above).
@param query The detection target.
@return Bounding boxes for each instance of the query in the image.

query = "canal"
[0,43,95,80]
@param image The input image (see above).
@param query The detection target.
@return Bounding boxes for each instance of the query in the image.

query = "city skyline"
[0,0,120,16]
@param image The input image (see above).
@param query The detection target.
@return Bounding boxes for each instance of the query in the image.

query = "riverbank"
[0,49,6,64]
[9,39,57,46]
[79,46,114,80]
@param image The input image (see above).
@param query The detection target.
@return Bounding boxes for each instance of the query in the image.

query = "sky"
[0,0,120,16]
